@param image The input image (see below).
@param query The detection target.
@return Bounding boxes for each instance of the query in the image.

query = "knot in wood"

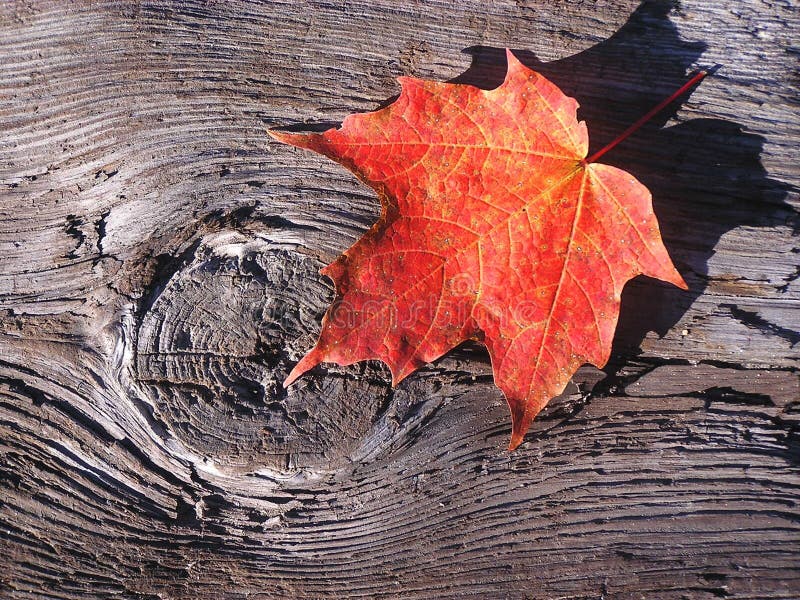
[135,233,392,473]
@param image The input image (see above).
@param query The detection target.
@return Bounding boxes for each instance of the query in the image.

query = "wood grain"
[1,1,798,598]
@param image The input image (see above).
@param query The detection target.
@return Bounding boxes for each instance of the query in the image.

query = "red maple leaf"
[271,50,701,450]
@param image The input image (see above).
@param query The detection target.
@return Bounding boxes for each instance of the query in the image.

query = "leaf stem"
[585,69,709,164]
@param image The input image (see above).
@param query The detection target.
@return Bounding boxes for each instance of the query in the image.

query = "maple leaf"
[271,50,698,450]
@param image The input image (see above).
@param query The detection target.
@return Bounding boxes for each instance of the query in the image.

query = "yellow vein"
[523,169,588,404]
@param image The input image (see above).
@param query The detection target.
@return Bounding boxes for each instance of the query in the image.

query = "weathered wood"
[0,1,798,598]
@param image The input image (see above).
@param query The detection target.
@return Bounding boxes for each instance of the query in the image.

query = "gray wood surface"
[1,1,798,598]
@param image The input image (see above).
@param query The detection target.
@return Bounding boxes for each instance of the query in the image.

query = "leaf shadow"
[449,0,796,398]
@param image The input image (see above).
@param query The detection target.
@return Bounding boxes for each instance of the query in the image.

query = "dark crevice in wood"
[134,239,205,325]
[721,303,800,346]
[696,358,798,373]
[63,214,87,260]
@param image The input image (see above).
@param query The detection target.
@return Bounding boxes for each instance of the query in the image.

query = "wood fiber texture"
[0,1,798,599]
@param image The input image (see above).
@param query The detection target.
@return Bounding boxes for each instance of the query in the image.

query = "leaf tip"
[267,127,327,153]
[507,398,538,451]
[268,128,302,148]
[397,76,426,101]
[283,349,323,388]
[282,368,302,388]
[508,432,525,452]
[388,361,418,388]
[267,128,290,143]
[665,267,689,291]
[396,75,417,88]
[504,48,525,75]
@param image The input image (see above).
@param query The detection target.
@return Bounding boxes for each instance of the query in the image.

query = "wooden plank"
[1,1,798,598]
